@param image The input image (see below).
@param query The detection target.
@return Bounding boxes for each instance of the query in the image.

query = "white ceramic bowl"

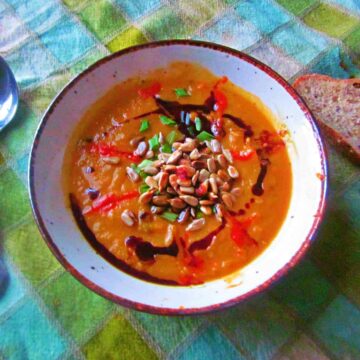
[29,41,327,314]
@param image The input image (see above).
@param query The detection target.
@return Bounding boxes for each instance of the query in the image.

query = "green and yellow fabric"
[0,0,359,358]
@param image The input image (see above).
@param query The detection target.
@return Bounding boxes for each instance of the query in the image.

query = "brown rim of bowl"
[28,39,328,315]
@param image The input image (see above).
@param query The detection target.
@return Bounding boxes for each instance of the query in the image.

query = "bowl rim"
[28,39,328,315]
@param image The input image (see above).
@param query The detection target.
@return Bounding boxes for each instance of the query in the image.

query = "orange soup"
[64,62,292,285]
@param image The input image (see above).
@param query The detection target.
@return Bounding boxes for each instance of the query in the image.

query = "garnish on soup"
[65,62,292,285]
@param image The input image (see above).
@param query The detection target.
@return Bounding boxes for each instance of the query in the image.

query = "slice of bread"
[293,74,360,162]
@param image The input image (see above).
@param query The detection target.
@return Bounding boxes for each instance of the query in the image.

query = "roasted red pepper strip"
[213,89,228,115]
[229,215,257,247]
[231,149,255,161]
[90,143,142,163]
[176,167,188,180]
[83,190,139,215]
[138,82,162,99]
[258,131,285,154]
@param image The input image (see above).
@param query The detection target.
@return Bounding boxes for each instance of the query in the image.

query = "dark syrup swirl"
[70,90,272,285]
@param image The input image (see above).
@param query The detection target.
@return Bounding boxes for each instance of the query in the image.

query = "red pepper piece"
[90,143,141,163]
[196,182,208,197]
[138,82,162,99]
[214,76,228,89]
[176,167,188,180]
[231,148,255,161]
[83,190,139,215]
[229,215,257,247]
[213,89,228,116]
[258,131,285,154]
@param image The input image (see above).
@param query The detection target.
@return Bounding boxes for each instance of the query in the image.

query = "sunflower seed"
[215,204,224,220]
[169,174,178,189]
[199,169,210,182]
[158,172,169,192]
[102,156,120,165]
[180,195,198,207]
[209,177,218,194]
[186,218,205,232]
[163,164,177,172]
[178,208,190,224]
[134,141,148,157]
[177,178,192,187]
[121,210,136,226]
[222,192,234,208]
[158,153,171,161]
[191,160,206,170]
[167,150,182,164]
[179,141,196,152]
[216,154,227,168]
[179,186,195,195]
[169,197,186,210]
[222,148,233,163]
[200,206,212,216]
[145,176,158,189]
[190,207,196,218]
[152,195,169,206]
[139,190,155,204]
[151,206,165,215]
[126,166,140,182]
[217,169,230,182]
[192,171,200,186]
[228,166,239,179]
[207,158,217,173]
[210,139,221,153]
[143,166,159,175]
[130,136,144,147]
[190,148,201,160]
[145,150,154,159]
[164,225,175,245]
[199,199,214,206]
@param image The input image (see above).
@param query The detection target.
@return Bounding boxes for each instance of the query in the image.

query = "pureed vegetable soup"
[64,62,292,286]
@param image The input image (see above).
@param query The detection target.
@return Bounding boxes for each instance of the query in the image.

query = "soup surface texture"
[65,62,292,285]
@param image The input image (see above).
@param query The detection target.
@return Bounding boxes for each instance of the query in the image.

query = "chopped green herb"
[196,211,204,219]
[197,131,214,141]
[139,171,148,179]
[161,143,172,153]
[188,126,195,137]
[166,130,180,145]
[195,117,202,131]
[139,184,150,194]
[149,134,160,150]
[131,163,140,174]
[139,119,150,132]
[212,205,216,214]
[160,211,178,222]
[174,88,190,97]
[160,115,176,126]
[138,159,153,170]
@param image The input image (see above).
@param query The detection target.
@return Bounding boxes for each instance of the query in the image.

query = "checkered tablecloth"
[0,0,359,359]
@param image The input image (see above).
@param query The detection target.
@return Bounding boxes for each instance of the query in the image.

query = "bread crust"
[293,74,360,164]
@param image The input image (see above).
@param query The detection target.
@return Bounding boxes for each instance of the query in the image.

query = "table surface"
[0,0,359,359]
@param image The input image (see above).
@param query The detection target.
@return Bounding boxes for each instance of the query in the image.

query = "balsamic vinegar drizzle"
[70,87,274,284]
[69,194,178,285]
[188,219,226,253]
[125,236,178,261]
